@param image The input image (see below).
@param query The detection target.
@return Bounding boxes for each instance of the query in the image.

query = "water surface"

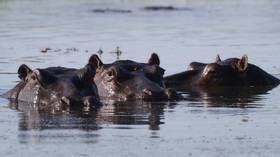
[1,0,280,157]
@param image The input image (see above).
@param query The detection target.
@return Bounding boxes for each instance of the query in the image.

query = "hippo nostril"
[143,88,153,96]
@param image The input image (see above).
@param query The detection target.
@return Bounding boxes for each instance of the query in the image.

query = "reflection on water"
[8,100,170,131]
[7,100,169,144]
[181,86,273,108]
[3,86,280,157]
[99,101,166,130]
[6,85,273,133]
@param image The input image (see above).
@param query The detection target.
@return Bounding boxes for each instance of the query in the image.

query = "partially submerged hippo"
[89,53,182,101]
[2,56,100,107]
[164,54,280,90]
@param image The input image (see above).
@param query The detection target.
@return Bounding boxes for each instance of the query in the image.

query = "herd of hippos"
[1,53,280,108]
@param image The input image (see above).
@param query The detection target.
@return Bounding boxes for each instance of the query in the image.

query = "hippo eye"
[108,71,114,77]
[126,66,140,71]
[133,67,138,71]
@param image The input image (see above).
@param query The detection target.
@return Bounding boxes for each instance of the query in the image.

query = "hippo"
[89,53,182,101]
[2,55,100,107]
[164,54,280,90]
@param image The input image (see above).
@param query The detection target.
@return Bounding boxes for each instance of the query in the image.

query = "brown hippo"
[2,55,100,107]
[89,53,182,101]
[164,54,280,90]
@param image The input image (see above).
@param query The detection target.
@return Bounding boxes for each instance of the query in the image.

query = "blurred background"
[1,0,280,76]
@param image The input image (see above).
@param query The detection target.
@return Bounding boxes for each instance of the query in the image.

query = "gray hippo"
[2,55,100,107]
[89,53,182,101]
[164,54,280,90]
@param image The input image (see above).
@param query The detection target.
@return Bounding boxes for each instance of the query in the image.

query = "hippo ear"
[18,64,32,80]
[215,54,221,63]
[237,54,248,71]
[75,64,96,84]
[148,53,160,66]
[89,54,103,68]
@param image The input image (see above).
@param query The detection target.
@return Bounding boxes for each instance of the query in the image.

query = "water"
[0,0,280,156]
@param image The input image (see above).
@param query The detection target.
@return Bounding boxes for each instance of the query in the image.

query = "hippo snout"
[60,96,101,106]
[142,88,182,101]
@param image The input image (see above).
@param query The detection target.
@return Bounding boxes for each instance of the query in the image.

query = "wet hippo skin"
[164,54,280,90]
[2,55,100,107]
[89,53,182,101]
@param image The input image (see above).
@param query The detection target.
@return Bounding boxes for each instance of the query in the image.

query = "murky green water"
[0,0,280,156]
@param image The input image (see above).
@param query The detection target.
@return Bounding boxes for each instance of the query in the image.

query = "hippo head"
[3,60,100,107]
[187,54,221,71]
[196,55,248,86]
[191,54,280,87]
[89,53,182,101]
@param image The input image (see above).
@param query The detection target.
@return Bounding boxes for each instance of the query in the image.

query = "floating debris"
[65,47,79,54]
[54,48,62,52]
[91,8,132,13]
[41,47,51,53]
[66,47,79,52]
[97,48,103,57]
[111,46,122,60]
